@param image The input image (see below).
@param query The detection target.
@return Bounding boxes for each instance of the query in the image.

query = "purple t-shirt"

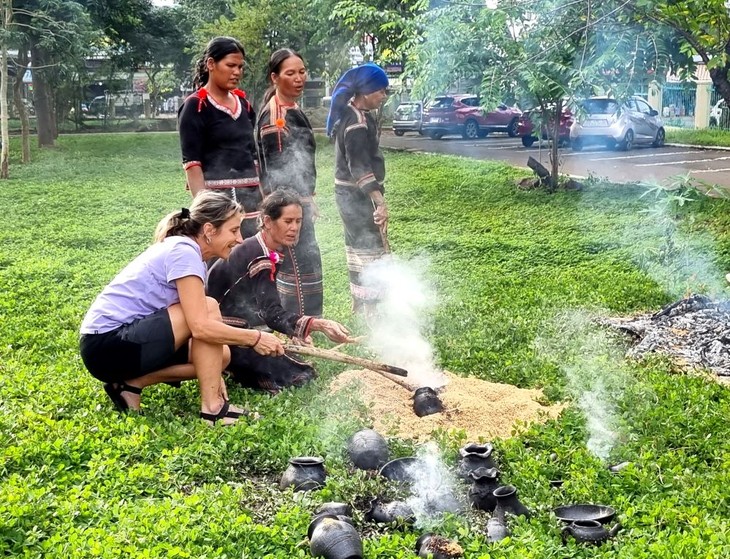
[80,236,207,334]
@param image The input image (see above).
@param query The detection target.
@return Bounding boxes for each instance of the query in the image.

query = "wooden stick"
[283,344,409,377]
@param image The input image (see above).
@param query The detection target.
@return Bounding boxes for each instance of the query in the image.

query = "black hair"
[262,48,305,105]
[258,189,303,228]
[193,36,246,89]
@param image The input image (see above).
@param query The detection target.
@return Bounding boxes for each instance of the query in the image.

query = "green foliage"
[3,134,730,556]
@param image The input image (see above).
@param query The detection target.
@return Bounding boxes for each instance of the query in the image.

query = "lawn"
[2,133,730,558]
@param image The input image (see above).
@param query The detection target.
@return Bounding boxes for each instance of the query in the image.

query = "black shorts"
[79,308,189,383]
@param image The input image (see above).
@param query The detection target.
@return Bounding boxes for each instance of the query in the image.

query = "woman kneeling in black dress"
[206,190,351,394]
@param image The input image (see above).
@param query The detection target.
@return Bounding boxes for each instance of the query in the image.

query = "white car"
[710,99,726,127]
[570,96,665,151]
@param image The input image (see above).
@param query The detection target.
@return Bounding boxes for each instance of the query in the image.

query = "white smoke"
[534,310,640,460]
[361,256,447,388]
[405,443,463,528]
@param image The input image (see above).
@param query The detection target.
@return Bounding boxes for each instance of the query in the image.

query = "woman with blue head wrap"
[327,63,390,315]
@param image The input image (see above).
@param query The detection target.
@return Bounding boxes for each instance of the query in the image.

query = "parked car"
[710,98,727,127]
[421,94,522,140]
[517,104,573,147]
[570,96,665,151]
[392,101,423,136]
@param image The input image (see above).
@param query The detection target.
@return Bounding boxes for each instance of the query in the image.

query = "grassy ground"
[666,126,730,147]
[3,133,730,557]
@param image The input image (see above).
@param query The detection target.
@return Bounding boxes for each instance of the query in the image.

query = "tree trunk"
[14,48,31,164]
[548,98,563,192]
[0,0,11,178]
[709,66,730,110]
[29,43,55,147]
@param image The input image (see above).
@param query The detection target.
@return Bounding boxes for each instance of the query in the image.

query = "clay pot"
[415,533,464,558]
[413,387,444,417]
[308,514,363,559]
[316,502,353,518]
[486,516,510,542]
[468,467,500,512]
[493,485,531,518]
[561,519,621,545]
[347,429,389,470]
[379,456,421,484]
[365,497,415,525]
[279,456,326,491]
[457,443,495,480]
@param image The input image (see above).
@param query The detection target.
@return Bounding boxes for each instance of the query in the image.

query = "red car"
[517,106,574,147]
[421,94,522,140]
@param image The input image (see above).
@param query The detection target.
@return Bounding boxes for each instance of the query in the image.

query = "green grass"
[666,126,730,148]
[3,133,730,557]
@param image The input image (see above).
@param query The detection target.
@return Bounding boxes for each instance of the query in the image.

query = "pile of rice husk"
[329,369,564,442]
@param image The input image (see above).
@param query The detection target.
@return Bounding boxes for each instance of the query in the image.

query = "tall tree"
[1,0,12,177]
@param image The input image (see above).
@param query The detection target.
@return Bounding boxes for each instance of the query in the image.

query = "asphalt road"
[380,131,730,188]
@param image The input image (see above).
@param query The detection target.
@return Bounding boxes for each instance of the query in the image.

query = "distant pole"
[0,0,12,179]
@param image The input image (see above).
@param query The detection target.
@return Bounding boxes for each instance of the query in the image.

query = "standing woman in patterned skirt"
[178,36,263,239]
[256,48,323,317]
[326,63,389,315]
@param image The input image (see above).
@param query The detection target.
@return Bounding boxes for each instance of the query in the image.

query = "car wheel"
[393,129,405,136]
[428,131,444,140]
[571,138,583,151]
[652,127,665,147]
[507,118,519,137]
[619,129,634,151]
[462,119,479,140]
[521,136,536,147]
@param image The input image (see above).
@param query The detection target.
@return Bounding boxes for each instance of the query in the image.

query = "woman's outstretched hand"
[253,331,285,356]
[315,319,352,343]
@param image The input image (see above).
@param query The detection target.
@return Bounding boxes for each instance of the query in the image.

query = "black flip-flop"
[103,382,142,412]
[200,400,252,425]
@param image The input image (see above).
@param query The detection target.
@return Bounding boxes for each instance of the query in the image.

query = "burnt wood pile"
[604,294,730,377]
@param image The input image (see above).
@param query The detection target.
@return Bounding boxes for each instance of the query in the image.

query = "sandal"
[200,400,241,426]
[103,382,142,412]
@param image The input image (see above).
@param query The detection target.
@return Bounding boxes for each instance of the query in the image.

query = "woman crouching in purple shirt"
[79,191,284,425]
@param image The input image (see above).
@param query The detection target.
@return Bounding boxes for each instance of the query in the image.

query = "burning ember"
[604,294,730,378]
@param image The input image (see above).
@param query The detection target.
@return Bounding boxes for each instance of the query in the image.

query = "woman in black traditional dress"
[256,49,323,317]
[206,191,351,394]
[325,64,390,315]
[178,36,263,238]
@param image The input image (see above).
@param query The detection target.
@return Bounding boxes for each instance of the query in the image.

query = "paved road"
[380,131,730,188]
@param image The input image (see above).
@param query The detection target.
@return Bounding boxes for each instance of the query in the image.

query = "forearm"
[191,318,261,347]
[185,166,206,197]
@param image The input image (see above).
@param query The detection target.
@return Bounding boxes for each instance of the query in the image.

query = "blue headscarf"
[326,63,389,136]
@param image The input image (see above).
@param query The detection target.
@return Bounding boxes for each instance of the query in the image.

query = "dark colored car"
[421,94,522,140]
[517,105,574,147]
[392,101,423,136]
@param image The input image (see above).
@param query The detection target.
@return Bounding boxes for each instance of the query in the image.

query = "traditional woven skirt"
[334,187,387,309]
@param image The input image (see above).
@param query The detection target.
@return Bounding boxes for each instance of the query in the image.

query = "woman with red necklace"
[256,49,323,319]
[206,190,351,394]
[178,36,263,239]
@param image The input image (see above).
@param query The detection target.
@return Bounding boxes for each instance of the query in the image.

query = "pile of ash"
[603,294,730,377]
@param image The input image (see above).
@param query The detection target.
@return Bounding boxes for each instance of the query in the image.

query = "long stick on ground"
[284,344,411,383]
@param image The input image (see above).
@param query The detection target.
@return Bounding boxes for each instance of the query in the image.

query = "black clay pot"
[308,514,363,559]
[413,387,444,417]
[486,516,510,542]
[279,456,326,491]
[347,429,389,470]
[365,497,415,525]
[457,443,495,480]
[493,485,531,518]
[468,467,500,512]
[316,502,353,518]
[561,520,621,545]
[415,533,464,558]
[378,456,421,483]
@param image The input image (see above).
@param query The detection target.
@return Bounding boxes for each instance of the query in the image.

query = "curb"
[665,142,730,152]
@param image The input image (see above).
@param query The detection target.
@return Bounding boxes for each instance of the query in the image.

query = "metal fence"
[661,83,696,128]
